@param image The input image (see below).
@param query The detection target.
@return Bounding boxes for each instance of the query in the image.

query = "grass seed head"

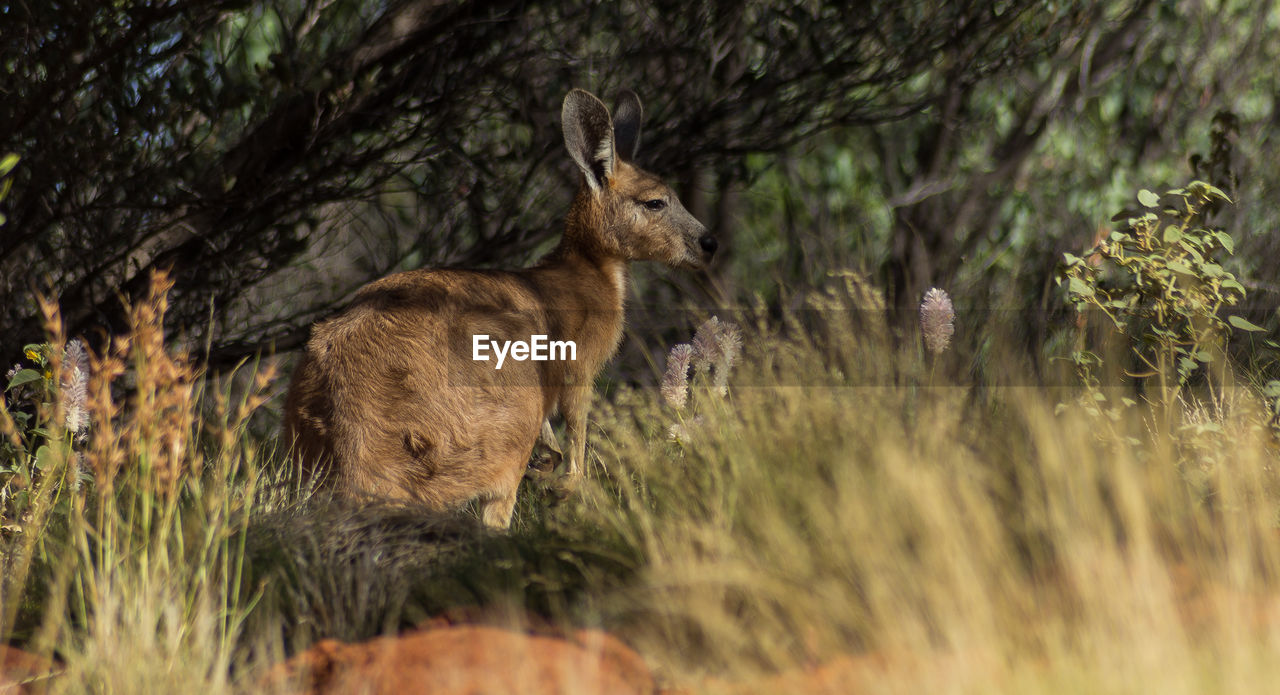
[920,287,956,355]
[62,338,89,435]
[662,343,694,410]
[691,317,743,396]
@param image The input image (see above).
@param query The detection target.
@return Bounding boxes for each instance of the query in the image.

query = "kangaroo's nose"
[698,234,718,257]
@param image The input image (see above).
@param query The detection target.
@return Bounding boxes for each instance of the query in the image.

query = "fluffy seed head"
[691,317,743,396]
[920,288,955,355]
[662,343,694,410]
[63,338,89,434]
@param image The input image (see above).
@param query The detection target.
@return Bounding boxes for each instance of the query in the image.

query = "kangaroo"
[283,88,716,528]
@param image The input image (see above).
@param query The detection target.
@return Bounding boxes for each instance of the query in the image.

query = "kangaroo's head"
[562,89,716,269]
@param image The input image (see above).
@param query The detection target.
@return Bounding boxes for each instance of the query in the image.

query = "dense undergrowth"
[3,207,1280,692]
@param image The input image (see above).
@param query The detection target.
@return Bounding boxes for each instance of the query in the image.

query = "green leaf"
[1137,189,1160,207]
[0,154,17,177]
[1221,277,1244,294]
[1228,315,1267,332]
[34,445,53,471]
[1166,260,1193,275]
[1067,275,1095,298]
[6,368,43,390]
[1203,183,1232,202]
[1213,231,1235,254]
[1162,226,1182,244]
[1062,252,1083,266]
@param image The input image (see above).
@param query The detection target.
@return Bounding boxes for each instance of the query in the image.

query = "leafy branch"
[1058,180,1259,410]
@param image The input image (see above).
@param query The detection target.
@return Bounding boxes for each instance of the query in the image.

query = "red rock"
[269,625,655,695]
[0,645,61,694]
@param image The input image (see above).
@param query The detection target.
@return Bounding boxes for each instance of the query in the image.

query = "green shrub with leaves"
[1058,180,1261,409]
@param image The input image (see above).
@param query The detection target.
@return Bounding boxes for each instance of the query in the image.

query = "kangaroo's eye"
[642,199,667,211]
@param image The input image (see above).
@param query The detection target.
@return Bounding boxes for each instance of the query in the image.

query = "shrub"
[1058,180,1260,411]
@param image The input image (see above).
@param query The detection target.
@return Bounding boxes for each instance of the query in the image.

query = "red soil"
[267,624,656,695]
[0,645,60,694]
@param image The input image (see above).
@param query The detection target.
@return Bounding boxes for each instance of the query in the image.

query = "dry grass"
[2,271,1279,693]
[569,277,1280,693]
[0,272,275,692]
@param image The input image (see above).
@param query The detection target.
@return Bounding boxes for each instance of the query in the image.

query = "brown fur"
[283,89,714,528]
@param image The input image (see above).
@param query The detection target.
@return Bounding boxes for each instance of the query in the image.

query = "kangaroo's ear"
[612,90,642,162]
[562,89,615,192]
